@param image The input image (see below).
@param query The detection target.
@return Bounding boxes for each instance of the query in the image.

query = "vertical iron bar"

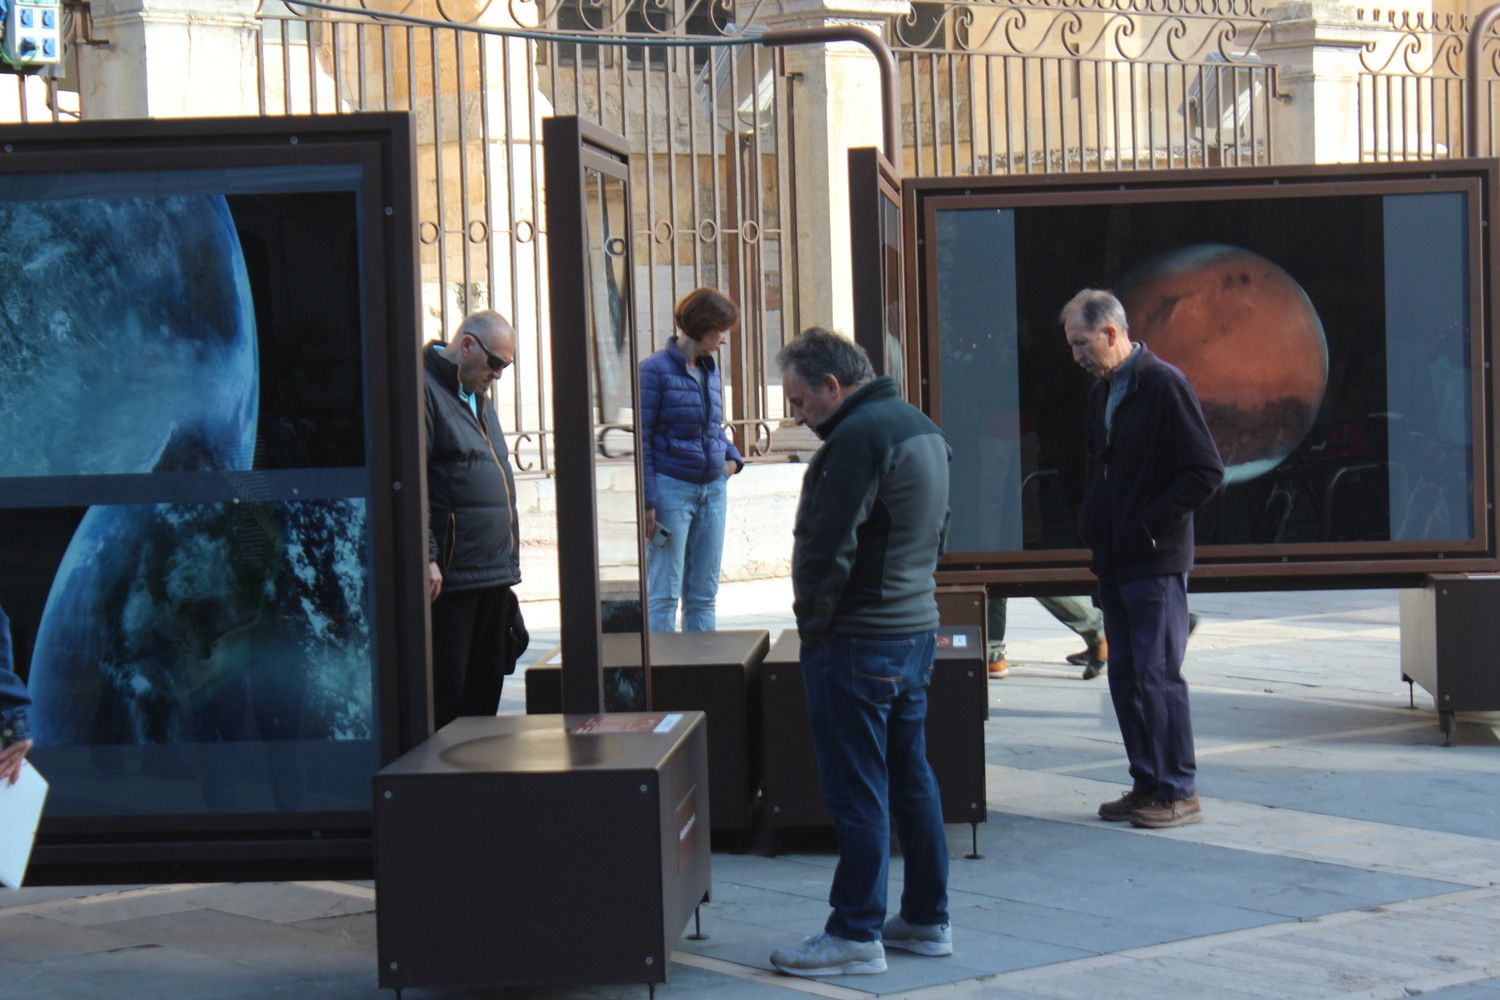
[1384,72,1394,162]
[666,45,681,318]
[1022,56,1033,173]
[1265,66,1275,163]
[382,26,393,111]
[1004,56,1015,173]
[1122,62,1132,169]
[456,27,474,311]
[744,43,765,445]
[642,42,658,345]
[966,52,979,174]
[256,16,267,115]
[331,20,343,111]
[783,47,801,381]
[430,26,450,337]
[1097,60,1108,170]
[906,51,921,175]
[529,39,549,471]
[946,45,958,175]
[687,44,702,284]
[281,18,293,114]
[985,53,996,174]
[307,14,319,114]
[928,53,941,177]
[356,22,367,110]
[1147,62,1157,169]
[710,36,724,295]
[1077,59,1088,171]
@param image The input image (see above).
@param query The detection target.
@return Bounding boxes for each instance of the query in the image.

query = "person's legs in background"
[984,590,1008,678]
[679,476,727,631]
[1041,595,1109,679]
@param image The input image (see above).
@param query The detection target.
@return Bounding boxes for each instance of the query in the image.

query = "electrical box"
[2,0,62,69]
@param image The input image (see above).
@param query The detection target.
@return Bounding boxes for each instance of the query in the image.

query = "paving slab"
[9,585,1500,1000]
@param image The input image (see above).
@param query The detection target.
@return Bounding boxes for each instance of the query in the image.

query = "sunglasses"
[468,333,512,372]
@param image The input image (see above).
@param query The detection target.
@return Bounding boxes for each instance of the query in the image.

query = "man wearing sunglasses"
[423,311,529,729]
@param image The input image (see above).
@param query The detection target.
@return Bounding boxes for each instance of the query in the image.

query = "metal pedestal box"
[760,627,987,830]
[523,630,768,830]
[1400,575,1500,741]
[374,712,711,991]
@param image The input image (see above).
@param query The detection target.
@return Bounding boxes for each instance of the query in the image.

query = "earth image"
[0,196,258,476]
[4,195,373,752]
[1117,244,1328,484]
[29,498,373,749]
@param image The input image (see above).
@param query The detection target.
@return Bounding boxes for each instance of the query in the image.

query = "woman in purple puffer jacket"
[639,288,745,631]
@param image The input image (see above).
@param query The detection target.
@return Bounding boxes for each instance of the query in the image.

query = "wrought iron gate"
[254,1,797,475]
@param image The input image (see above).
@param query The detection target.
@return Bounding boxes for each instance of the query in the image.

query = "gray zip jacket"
[792,377,952,639]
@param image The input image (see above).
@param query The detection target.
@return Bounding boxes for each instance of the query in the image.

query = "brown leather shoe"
[1129,793,1203,829]
[1097,788,1154,822]
[1066,637,1108,664]
[987,658,1009,679]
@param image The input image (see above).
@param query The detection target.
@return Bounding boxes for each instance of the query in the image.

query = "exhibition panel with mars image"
[932,187,1475,558]
[0,170,380,817]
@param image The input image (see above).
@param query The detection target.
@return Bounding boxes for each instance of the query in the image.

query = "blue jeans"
[1097,573,1196,801]
[800,631,949,942]
[0,605,30,742]
[647,473,727,632]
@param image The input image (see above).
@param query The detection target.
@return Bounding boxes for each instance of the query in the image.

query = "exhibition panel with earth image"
[0,165,381,820]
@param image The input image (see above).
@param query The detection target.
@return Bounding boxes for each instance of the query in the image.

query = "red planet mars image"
[1116,244,1328,484]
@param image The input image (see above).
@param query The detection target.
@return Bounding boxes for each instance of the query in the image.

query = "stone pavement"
[4,583,1500,999]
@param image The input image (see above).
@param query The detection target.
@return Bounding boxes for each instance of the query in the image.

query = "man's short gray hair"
[777,327,874,389]
[456,309,513,343]
[1060,289,1128,334]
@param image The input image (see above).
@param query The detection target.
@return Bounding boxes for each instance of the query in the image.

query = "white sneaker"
[881,914,954,956]
[770,932,887,976]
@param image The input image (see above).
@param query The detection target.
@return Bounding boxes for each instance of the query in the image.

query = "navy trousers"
[1096,573,1197,801]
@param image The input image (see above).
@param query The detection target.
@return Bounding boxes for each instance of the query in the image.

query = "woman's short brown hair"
[674,287,739,342]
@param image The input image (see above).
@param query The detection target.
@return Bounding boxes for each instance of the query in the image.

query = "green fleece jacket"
[792,377,952,639]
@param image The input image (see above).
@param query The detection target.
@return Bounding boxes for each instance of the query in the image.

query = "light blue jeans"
[647,473,728,632]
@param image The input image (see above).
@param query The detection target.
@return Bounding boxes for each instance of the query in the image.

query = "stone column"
[762,0,908,337]
[78,0,261,119]
[1260,1,1390,164]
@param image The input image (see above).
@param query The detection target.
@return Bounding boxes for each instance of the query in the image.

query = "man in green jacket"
[769,329,954,977]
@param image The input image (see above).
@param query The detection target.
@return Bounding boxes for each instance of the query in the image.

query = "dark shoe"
[987,657,1009,679]
[1065,636,1108,666]
[1097,788,1155,822]
[1188,613,1200,637]
[1129,793,1203,829]
[1081,658,1106,680]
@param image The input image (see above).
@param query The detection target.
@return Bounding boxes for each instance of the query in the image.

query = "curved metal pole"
[761,25,900,163]
[1467,4,1500,157]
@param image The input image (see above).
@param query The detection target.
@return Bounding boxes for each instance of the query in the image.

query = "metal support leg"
[1440,710,1455,747]
[1402,673,1415,709]
[965,821,982,860]
[688,902,708,940]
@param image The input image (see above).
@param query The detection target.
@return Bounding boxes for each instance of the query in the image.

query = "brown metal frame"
[848,146,906,386]
[0,113,424,881]
[905,159,1500,592]
[543,115,653,713]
